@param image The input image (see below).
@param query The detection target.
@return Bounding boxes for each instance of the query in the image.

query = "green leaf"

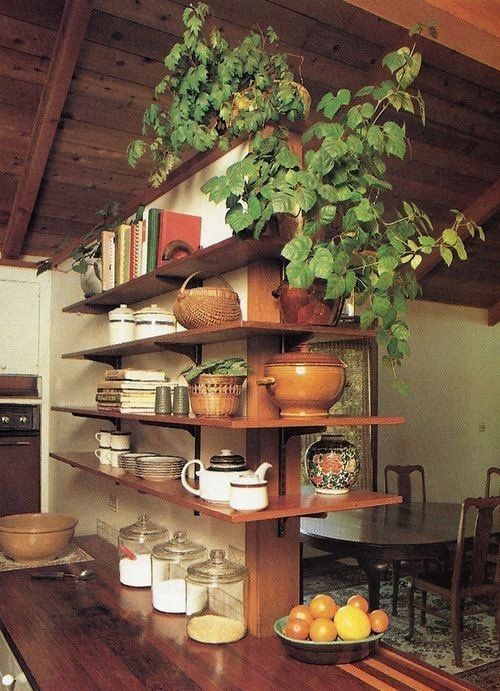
[275,147,301,169]
[319,204,337,225]
[360,309,376,329]
[285,261,314,288]
[410,255,422,269]
[281,235,313,262]
[442,228,458,246]
[294,187,317,212]
[325,274,345,299]
[317,89,351,119]
[322,137,348,159]
[372,294,391,316]
[367,126,384,152]
[225,205,253,232]
[439,247,453,266]
[247,194,262,220]
[391,321,410,341]
[354,198,374,222]
[393,379,410,396]
[346,106,363,130]
[201,175,230,203]
[310,247,334,279]
[382,50,408,74]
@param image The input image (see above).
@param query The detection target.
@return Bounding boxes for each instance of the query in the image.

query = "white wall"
[378,300,499,501]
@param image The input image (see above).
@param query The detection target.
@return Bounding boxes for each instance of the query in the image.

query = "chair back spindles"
[485,467,500,497]
[384,464,426,504]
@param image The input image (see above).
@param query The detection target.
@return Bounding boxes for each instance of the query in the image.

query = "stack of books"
[95,369,167,414]
[101,209,201,290]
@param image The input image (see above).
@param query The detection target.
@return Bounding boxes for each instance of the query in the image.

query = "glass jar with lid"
[185,549,247,643]
[118,514,168,587]
[151,530,206,613]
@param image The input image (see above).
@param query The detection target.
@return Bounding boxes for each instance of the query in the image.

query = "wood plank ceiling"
[0,0,498,322]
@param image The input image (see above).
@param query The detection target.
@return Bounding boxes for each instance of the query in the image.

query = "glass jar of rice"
[185,548,247,644]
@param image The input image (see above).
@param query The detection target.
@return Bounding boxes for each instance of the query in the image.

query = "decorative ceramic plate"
[274,616,384,665]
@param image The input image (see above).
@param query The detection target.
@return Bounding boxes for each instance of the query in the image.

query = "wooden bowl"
[0,513,78,562]
[274,617,383,665]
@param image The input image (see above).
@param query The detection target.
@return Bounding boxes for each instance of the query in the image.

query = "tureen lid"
[265,344,345,367]
[208,449,246,470]
[108,303,134,318]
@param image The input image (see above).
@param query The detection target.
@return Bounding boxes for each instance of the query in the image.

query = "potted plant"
[130,7,484,393]
[36,200,122,297]
[126,2,310,187]
[180,357,249,417]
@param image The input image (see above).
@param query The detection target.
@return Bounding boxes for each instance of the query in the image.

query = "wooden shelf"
[62,321,376,363]
[52,405,404,429]
[63,237,284,314]
[49,452,402,523]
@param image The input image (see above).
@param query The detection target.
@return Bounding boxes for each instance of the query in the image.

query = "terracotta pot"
[272,282,344,326]
[256,345,346,417]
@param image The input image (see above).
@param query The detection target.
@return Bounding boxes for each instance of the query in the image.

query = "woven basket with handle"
[173,272,242,329]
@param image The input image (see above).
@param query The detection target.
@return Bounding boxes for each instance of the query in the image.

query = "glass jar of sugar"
[118,514,168,588]
[151,531,206,613]
[185,549,247,644]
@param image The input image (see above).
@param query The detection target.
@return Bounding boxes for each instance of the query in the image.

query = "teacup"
[95,429,112,447]
[109,449,127,468]
[95,447,111,465]
[110,431,132,450]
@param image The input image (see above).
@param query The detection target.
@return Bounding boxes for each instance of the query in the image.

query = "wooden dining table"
[301,502,476,611]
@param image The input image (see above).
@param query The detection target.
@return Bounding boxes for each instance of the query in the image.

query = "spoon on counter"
[30,569,97,581]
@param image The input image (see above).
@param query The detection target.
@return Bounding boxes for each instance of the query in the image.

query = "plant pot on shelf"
[272,282,344,326]
[188,374,246,418]
[304,434,360,495]
[79,261,102,298]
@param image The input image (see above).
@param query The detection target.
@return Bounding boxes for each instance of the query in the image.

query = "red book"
[156,210,201,267]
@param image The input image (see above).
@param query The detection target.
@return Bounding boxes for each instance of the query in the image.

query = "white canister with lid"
[134,304,176,340]
[108,304,135,344]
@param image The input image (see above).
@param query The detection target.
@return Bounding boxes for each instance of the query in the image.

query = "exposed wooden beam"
[345,0,500,70]
[1,0,94,260]
[487,299,500,326]
[415,179,500,281]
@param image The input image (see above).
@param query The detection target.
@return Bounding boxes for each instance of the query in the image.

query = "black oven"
[0,404,40,516]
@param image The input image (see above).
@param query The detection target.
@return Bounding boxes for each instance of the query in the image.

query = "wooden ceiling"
[0,0,499,323]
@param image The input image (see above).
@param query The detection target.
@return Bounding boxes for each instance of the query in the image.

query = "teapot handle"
[181,459,203,496]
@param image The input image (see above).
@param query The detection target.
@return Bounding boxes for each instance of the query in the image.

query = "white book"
[104,369,167,381]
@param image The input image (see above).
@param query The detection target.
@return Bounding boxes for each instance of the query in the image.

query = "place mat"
[0,543,94,573]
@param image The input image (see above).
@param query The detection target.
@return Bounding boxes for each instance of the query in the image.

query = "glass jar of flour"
[151,531,206,613]
[118,514,168,587]
[185,549,247,644]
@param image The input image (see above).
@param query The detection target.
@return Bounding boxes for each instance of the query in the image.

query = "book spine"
[114,224,131,285]
[140,219,148,276]
[101,229,116,292]
[129,223,142,280]
[146,208,161,273]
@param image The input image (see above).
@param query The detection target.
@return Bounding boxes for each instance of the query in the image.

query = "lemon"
[334,605,371,640]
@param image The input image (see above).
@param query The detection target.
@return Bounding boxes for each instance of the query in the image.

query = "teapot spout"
[255,462,272,482]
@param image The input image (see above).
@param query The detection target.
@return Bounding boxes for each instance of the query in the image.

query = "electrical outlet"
[228,544,245,565]
[108,493,118,512]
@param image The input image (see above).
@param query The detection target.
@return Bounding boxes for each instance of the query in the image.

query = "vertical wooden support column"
[245,259,303,636]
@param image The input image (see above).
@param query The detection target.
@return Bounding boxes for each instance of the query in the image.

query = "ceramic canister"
[133,304,176,340]
[304,434,360,495]
[108,304,135,344]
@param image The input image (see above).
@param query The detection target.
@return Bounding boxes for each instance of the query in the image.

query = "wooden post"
[244,259,303,636]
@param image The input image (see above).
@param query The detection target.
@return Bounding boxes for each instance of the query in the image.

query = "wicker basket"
[173,272,242,329]
[188,374,246,417]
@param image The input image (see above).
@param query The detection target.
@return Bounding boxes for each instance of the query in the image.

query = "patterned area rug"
[0,543,94,572]
[302,557,499,685]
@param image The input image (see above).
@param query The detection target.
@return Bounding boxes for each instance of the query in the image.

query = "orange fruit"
[283,617,310,640]
[347,594,369,613]
[288,604,314,626]
[334,605,371,641]
[309,593,339,620]
[309,617,338,642]
[369,609,389,633]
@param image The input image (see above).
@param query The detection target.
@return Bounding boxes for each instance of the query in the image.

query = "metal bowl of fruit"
[274,594,387,665]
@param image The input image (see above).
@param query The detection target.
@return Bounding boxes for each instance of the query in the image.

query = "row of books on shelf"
[101,208,202,291]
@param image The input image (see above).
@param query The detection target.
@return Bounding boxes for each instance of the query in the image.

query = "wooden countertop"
[0,536,473,691]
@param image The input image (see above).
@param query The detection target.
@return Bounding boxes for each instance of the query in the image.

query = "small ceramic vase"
[304,434,360,495]
[79,261,103,298]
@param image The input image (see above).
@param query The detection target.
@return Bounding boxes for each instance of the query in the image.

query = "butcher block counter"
[0,536,473,690]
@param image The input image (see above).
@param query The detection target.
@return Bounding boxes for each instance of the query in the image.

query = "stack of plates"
[118,452,159,474]
[135,455,186,482]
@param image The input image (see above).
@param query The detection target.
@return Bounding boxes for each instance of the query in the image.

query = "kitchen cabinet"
[51,236,403,637]
[0,278,39,375]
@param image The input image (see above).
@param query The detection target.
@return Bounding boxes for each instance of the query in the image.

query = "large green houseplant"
[129,6,484,392]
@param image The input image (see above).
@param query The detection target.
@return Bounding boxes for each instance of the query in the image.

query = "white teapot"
[181,449,269,504]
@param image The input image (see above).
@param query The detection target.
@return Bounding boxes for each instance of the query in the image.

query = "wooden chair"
[485,467,500,497]
[407,496,500,667]
[384,464,426,615]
